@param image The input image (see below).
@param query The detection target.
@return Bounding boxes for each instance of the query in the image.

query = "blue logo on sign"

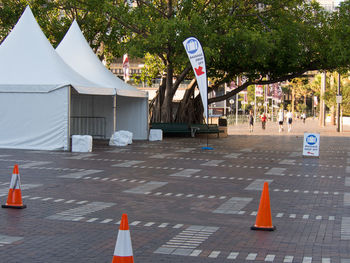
[306,135,317,145]
[186,39,199,54]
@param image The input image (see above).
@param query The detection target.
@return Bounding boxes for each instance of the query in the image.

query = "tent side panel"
[71,94,114,139]
[116,96,148,140]
[93,95,114,138]
[0,88,69,150]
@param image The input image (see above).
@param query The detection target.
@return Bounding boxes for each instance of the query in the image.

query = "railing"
[227,115,251,125]
[70,117,106,139]
[227,114,277,125]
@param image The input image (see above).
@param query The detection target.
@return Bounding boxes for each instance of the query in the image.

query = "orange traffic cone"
[112,214,134,263]
[251,182,275,231]
[2,164,26,209]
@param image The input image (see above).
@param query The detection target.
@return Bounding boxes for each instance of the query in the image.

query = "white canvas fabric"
[56,20,146,98]
[0,7,113,94]
[0,87,69,150]
[0,6,114,151]
[115,95,148,140]
[56,21,149,139]
[70,94,115,139]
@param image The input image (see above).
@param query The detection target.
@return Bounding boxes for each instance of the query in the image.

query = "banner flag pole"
[183,37,213,150]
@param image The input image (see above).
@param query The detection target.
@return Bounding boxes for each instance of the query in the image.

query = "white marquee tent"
[56,21,149,140]
[0,7,119,150]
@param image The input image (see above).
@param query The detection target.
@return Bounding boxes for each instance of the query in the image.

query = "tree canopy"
[1,0,350,122]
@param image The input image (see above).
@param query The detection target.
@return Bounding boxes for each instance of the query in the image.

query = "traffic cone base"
[251,182,275,231]
[2,189,26,209]
[251,225,276,231]
[112,255,134,263]
[2,165,26,209]
[2,204,27,209]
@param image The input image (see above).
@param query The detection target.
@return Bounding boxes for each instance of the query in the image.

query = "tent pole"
[67,87,71,151]
[206,108,209,148]
[113,95,117,132]
[146,94,150,139]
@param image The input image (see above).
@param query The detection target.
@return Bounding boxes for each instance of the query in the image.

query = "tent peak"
[57,20,147,98]
[0,4,113,94]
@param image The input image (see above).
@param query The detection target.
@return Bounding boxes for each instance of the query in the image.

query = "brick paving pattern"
[0,118,349,262]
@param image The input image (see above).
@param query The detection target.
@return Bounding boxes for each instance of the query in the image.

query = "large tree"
[1,0,349,123]
[102,0,346,123]
[0,0,122,59]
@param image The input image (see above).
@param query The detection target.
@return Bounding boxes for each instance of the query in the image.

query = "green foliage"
[0,0,27,42]
[134,53,166,86]
[308,72,340,110]
[1,0,350,121]
[1,1,347,80]
[296,103,307,113]
[340,76,350,115]
[0,0,125,61]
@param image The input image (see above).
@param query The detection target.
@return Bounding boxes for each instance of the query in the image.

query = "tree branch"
[257,14,271,32]
[171,64,192,97]
[137,0,168,18]
[208,70,309,104]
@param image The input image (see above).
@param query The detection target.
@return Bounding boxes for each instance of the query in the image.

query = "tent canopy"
[0,6,115,95]
[56,20,147,98]
[56,20,149,140]
[0,6,117,151]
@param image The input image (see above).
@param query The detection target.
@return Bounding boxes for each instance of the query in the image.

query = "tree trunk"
[150,77,166,123]
[149,65,192,124]
[331,105,335,125]
[320,72,326,127]
[175,79,198,123]
[160,64,174,122]
[291,87,295,115]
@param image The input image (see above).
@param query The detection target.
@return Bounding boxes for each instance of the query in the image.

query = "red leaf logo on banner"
[195,66,204,76]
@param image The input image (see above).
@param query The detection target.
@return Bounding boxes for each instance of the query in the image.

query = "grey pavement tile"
[213,197,253,214]
[346,177,350,186]
[20,161,52,168]
[112,160,145,167]
[344,193,350,206]
[59,169,103,179]
[0,235,23,244]
[168,169,200,177]
[0,134,349,263]
[171,248,193,256]
[154,247,175,254]
[265,167,286,175]
[123,181,167,194]
[245,179,273,190]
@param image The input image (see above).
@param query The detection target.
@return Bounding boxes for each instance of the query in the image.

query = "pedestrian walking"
[278,109,284,132]
[260,113,267,130]
[286,110,293,132]
[301,112,306,124]
[249,110,254,132]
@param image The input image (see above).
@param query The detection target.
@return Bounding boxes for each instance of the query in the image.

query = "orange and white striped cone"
[2,164,26,209]
[112,213,134,263]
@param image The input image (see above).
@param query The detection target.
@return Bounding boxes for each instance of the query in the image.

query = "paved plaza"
[0,118,350,262]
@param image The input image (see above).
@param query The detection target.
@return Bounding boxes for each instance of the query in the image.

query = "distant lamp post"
[337,73,342,132]
[229,99,234,113]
